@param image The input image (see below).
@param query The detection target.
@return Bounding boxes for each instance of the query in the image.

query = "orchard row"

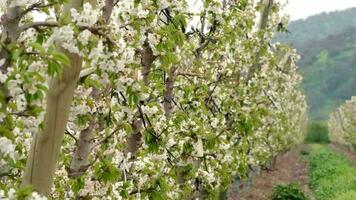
[0,0,307,199]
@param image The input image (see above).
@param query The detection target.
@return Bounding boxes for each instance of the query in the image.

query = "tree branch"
[21,3,57,18]
[20,21,58,32]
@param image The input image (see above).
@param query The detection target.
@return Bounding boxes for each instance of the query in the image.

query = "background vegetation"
[276,8,356,120]
[304,122,330,144]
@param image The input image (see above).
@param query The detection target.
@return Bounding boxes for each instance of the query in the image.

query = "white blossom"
[0,70,7,83]
[9,0,37,7]
[0,137,16,159]
[136,5,149,18]
[78,29,92,46]
[45,25,79,54]
[71,3,99,27]
[0,59,5,68]
[28,192,47,200]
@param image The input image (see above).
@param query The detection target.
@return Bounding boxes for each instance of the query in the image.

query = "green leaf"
[149,191,165,200]
[52,51,71,66]
[11,48,22,61]
[35,83,48,91]
[29,42,46,54]
[96,159,121,183]
[72,177,85,194]
[134,0,141,7]
[16,185,34,199]
[144,129,160,153]
[0,127,15,140]
[47,60,62,77]
[123,123,133,134]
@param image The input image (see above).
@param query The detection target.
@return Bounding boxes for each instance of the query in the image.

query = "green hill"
[276,8,356,120]
[277,7,356,49]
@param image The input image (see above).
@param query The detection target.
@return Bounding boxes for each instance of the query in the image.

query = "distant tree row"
[328,96,356,147]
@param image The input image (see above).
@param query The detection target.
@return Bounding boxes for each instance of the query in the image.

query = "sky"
[280,0,356,20]
[2,1,356,22]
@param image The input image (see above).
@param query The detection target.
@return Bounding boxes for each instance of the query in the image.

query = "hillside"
[277,7,356,49]
[276,8,356,120]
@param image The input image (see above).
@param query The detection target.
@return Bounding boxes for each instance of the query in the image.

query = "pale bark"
[257,0,273,31]
[68,0,113,178]
[125,41,155,155]
[141,41,155,85]
[103,0,115,23]
[68,115,96,178]
[245,0,273,83]
[164,68,176,118]
[125,118,144,154]
[22,50,82,195]
[0,5,22,101]
[0,6,22,44]
[22,0,84,195]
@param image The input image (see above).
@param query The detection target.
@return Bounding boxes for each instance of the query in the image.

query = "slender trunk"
[0,5,22,102]
[22,0,84,195]
[125,118,143,154]
[125,41,155,155]
[164,68,175,118]
[245,0,273,83]
[68,118,96,177]
[103,0,115,23]
[257,0,273,31]
[141,41,155,85]
[68,0,113,178]
[68,90,106,178]
[0,5,22,49]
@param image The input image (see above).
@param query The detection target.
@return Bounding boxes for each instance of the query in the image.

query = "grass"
[308,145,356,200]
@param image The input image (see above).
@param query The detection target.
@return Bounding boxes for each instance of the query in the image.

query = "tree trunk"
[22,0,84,195]
[68,0,114,178]
[68,119,96,178]
[22,50,83,195]
[0,5,22,103]
[245,0,273,83]
[125,41,155,156]
[164,68,175,119]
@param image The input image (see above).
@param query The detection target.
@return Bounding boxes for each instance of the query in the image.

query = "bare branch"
[21,3,57,18]
[91,126,122,150]
[176,72,204,79]
[20,21,58,32]
[65,129,78,145]
[103,0,115,23]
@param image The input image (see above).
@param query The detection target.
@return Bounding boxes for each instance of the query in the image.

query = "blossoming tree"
[328,96,356,148]
[0,0,307,199]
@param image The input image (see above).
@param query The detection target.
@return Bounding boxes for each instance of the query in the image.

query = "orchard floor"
[329,143,356,165]
[228,146,312,200]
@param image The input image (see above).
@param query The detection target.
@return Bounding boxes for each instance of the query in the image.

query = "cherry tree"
[328,96,356,148]
[0,0,307,199]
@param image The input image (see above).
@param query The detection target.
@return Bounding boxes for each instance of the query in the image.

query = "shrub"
[270,183,309,200]
[304,122,330,144]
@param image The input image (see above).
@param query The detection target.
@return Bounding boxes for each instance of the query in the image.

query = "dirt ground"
[228,146,311,200]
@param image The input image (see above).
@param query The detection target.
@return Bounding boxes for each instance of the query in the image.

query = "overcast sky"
[2,1,356,22]
[280,0,356,20]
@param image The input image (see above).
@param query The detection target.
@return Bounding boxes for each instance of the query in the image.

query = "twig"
[21,2,57,18]
[20,21,58,32]
[65,129,78,145]
[91,126,122,149]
